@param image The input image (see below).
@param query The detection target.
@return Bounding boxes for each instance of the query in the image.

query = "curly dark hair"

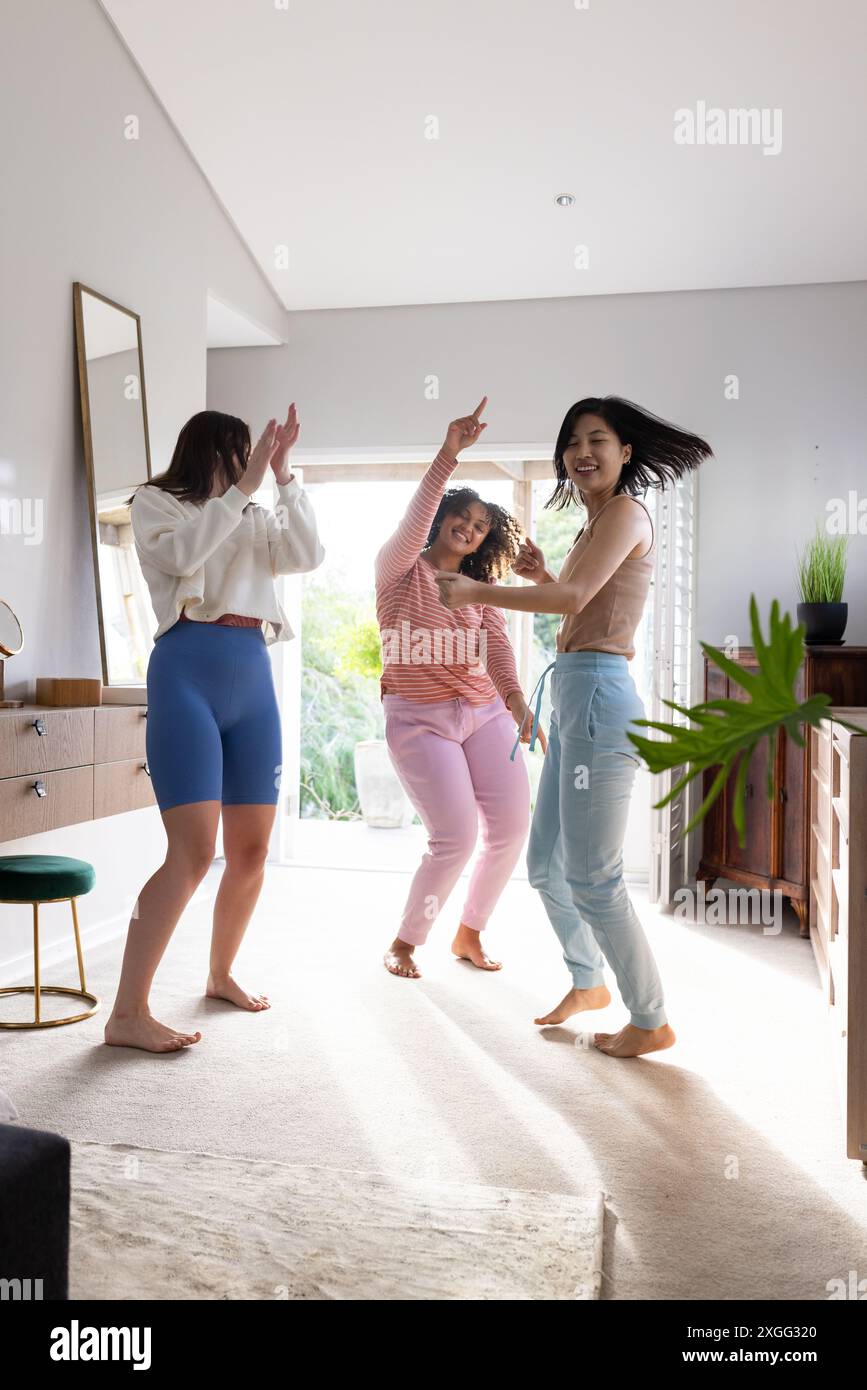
[546,395,713,511]
[423,487,523,582]
[126,410,251,506]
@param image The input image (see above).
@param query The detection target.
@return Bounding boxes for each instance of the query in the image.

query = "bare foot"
[384,939,421,978]
[593,1023,676,1058]
[452,923,501,970]
[104,1011,202,1053]
[534,985,611,1025]
[205,972,270,1011]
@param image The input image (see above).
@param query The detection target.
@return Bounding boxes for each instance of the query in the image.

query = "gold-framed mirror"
[0,600,24,708]
[73,283,155,690]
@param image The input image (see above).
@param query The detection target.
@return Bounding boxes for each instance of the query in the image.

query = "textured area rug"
[70,1140,605,1300]
[12,863,867,1300]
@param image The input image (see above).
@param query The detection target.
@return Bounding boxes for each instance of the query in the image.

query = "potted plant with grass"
[796,527,849,644]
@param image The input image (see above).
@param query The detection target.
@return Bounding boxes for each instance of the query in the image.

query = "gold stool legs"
[33,900,40,1025]
[0,896,99,1029]
[70,896,88,995]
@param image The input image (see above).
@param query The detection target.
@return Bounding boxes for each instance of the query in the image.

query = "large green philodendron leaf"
[627,595,867,848]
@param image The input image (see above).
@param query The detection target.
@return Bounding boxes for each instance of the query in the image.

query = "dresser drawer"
[93,758,155,818]
[94,706,148,763]
[835,818,849,888]
[814,722,832,780]
[813,834,830,921]
[812,874,830,955]
[812,764,831,837]
[827,938,849,1041]
[833,869,848,942]
[833,737,849,805]
[0,766,94,841]
[828,957,849,1125]
[0,709,94,779]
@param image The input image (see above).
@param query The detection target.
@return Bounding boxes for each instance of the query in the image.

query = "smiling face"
[562,412,632,500]
[439,499,492,557]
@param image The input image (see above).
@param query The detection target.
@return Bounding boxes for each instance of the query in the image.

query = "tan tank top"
[555,495,655,659]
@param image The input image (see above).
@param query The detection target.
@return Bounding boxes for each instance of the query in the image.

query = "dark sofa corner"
[0,1122,70,1301]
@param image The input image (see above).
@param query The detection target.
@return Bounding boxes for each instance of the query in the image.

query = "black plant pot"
[797,602,848,644]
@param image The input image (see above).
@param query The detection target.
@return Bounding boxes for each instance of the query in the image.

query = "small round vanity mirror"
[0,600,24,708]
[0,600,23,658]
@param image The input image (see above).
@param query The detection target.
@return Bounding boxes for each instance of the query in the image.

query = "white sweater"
[130,477,325,644]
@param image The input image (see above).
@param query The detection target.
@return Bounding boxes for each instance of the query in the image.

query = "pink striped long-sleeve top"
[374,449,522,706]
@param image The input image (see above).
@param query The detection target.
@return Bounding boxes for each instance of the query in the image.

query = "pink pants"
[383,693,530,945]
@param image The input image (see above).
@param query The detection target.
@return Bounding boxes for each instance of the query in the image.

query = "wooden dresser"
[809,709,867,1162]
[0,704,154,841]
[698,646,867,935]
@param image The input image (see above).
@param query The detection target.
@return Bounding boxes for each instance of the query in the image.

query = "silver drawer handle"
[33,718,46,736]
[142,762,151,777]
[32,779,47,798]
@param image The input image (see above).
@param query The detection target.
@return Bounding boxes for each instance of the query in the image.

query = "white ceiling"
[206,294,281,349]
[101,0,867,312]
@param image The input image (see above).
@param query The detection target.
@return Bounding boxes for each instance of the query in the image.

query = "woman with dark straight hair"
[436,396,713,1058]
[105,406,324,1053]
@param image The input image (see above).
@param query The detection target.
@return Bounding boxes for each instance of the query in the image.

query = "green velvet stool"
[0,855,99,1029]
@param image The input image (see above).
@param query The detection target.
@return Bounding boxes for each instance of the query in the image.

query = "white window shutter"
[648,471,697,906]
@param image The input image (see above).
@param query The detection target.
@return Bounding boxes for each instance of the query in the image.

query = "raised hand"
[269,402,300,484]
[512,536,550,583]
[443,397,488,458]
[237,419,279,497]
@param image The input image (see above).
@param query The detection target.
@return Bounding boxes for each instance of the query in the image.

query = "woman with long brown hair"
[104,406,324,1053]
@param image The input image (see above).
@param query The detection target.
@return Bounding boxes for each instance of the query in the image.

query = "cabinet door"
[725,671,772,875]
[0,766,94,839]
[94,706,148,763]
[93,758,155,817]
[701,663,727,865]
[845,736,867,1160]
[781,724,807,886]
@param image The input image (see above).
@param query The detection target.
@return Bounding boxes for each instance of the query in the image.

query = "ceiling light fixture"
[555,194,576,207]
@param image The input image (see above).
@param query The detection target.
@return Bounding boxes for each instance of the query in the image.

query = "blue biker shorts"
[145,619,283,812]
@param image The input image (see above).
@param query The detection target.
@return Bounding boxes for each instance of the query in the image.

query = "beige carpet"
[3,857,867,1299]
[69,1141,604,1300]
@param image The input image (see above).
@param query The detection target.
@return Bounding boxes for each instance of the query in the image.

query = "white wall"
[207,281,867,649]
[210,282,867,889]
[0,0,287,974]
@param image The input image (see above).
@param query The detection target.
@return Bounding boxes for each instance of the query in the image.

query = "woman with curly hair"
[436,396,713,1058]
[375,398,540,980]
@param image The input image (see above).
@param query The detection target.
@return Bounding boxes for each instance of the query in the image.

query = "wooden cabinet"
[94,758,155,819]
[698,647,867,936]
[0,704,154,840]
[0,767,94,841]
[809,710,867,1162]
[0,707,94,778]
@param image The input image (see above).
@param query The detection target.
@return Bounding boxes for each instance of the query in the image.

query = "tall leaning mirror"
[73,283,154,692]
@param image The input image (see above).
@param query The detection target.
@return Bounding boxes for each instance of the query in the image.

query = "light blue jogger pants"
[525,651,667,1030]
